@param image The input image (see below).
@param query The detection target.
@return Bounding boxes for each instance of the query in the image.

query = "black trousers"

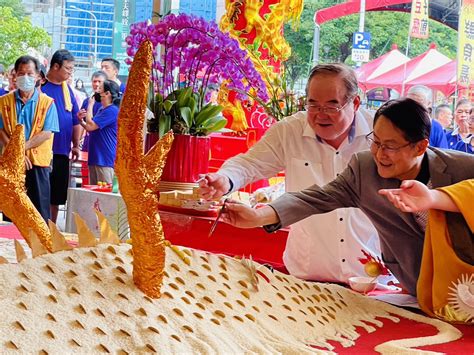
[4,166,51,223]
[26,166,51,222]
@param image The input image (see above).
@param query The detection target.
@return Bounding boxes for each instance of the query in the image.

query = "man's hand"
[198,173,231,200]
[24,155,33,170]
[220,201,279,228]
[71,146,81,162]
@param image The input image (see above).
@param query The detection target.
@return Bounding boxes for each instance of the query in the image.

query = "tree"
[0,0,24,18]
[0,7,51,67]
[320,11,457,63]
[283,0,325,89]
[284,0,458,84]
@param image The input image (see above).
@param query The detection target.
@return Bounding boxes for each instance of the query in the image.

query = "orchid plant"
[126,13,269,137]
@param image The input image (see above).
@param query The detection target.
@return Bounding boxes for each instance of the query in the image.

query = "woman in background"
[79,80,120,184]
[75,78,88,96]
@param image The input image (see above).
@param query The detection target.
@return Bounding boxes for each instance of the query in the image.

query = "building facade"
[24,0,153,80]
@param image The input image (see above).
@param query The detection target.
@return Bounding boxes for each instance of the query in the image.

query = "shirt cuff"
[262,205,282,233]
[263,223,282,233]
[226,178,234,195]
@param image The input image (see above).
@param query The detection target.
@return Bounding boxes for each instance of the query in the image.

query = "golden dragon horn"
[114,39,174,298]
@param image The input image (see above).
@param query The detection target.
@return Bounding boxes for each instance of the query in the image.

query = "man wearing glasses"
[199,63,382,286]
[42,49,82,223]
[220,98,474,296]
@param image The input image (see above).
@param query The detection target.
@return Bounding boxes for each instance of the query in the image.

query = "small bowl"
[348,276,377,293]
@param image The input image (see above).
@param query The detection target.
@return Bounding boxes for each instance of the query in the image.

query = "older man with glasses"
[199,63,382,286]
[42,49,82,223]
[220,98,474,296]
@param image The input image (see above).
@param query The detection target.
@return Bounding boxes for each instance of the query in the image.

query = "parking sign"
[353,32,371,50]
[352,31,371,62]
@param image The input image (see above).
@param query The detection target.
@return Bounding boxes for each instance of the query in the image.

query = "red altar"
[144,132,272,193]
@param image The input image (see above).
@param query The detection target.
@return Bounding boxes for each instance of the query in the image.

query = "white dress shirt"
[219,110,382,283]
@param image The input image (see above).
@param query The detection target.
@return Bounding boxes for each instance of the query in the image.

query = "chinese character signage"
[113,0,136,77]
[458,0,474,88]
[409,0,429,39]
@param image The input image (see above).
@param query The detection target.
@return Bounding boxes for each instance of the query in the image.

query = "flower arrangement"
[126,13,269,137]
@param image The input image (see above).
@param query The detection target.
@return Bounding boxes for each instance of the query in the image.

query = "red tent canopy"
[356,44,410,86]
[405,60,457,96]
[360,43,451,94]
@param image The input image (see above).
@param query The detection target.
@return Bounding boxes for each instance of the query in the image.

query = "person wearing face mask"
[79,79,120,185]
[0,55,59,222]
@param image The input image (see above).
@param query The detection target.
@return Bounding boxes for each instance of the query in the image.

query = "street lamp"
[69,5,98,68]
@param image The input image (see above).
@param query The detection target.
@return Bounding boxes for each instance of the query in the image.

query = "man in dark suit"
[220,98,474,296]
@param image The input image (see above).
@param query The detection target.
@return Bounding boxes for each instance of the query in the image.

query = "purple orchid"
[126,13,269,107]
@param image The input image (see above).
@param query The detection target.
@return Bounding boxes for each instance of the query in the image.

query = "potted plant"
[126,13,268,183]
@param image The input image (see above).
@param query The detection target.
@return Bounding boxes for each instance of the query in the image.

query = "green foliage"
[0,7,51,66]
[284,0,457,84]
[0,0,25,18]
[147,86,227,138]
[283,0,323,88]
[321,11,457,64]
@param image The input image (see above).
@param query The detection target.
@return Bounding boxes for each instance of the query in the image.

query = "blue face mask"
[16,75,36,92]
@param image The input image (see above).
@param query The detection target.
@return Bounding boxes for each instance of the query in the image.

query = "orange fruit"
[364,261,382,277]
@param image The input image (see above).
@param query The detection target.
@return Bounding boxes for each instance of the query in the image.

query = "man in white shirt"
[199,63,382,284]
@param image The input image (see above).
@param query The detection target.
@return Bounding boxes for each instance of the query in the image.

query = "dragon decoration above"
[219,0,304,132]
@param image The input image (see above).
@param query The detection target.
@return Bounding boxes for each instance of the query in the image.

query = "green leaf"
[179,107,192,128]
[177,86,193,107]
[197,116,227,135]
[195,104,224,125]
[187,96,197,117]
[158,114,171,138]
[163,99,176,114]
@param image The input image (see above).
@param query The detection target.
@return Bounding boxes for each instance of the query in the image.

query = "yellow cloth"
[417,179,474,323]
[0,91,55,167]
[62,82,72,112]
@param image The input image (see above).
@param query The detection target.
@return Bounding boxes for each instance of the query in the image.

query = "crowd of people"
[0,53,472,316]
[0,51,123,223]
[198,63,474,303]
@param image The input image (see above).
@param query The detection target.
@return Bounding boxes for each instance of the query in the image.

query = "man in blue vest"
[42,49,81,223]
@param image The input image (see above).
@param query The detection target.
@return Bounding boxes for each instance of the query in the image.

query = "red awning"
[315,0,411,25]
[361,43,451,94]
[356,44,410,85]
[405,60,456,96]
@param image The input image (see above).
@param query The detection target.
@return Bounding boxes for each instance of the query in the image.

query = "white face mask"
[16,75,36,92]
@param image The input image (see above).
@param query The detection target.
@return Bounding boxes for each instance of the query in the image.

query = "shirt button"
[342,258,346,262]
[336,151,339,155]
[339,218,343,221]
[340,238,344,242]
[304,162,309,166]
